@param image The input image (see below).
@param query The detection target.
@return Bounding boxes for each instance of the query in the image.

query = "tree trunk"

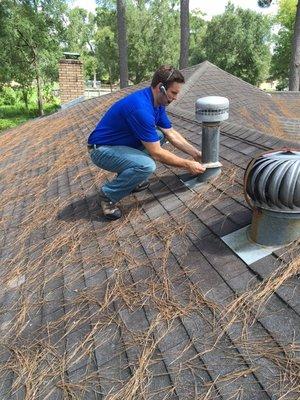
[93,70,97,88]
[32,50,44,116]
[289,1,300,91]
[117,0,129,88]
[22,88,29,110]
[179,0,189,70]
[108,65,113,92]
[35,70,44,116]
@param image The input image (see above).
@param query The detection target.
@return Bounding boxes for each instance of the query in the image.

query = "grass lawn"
[0,103,60,132]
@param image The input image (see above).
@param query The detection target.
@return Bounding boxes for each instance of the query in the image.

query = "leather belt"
[87,144,101,151]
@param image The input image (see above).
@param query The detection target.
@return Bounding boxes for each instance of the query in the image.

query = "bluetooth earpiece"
[159,84,167,95]
[159,69,174,98]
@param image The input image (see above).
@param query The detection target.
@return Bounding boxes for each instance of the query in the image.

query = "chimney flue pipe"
[195,96,229,183]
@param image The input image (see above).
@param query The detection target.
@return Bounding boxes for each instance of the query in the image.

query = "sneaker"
[131,181,150,193]
[99,190,122,220]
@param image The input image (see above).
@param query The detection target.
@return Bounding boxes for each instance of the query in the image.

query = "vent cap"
[196,96,229,123]
[63,52,80,60]
[245,150,300,213]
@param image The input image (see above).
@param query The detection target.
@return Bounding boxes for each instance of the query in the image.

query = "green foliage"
[0,0,67,114]
[43,83,58,103]
[94,1,206,85]
[189,9,207,65]
[271,0,297,88]
[276,0,297,27]
[0,86,59,132]
[126,0,180,83]
[0,87,20,106]
[204,3,272,85]
[0,0,279,120]
[0,0,66,82]
[66,8,90,52]
[0,105,35,131]
[64,7,99,80]
[93,0,203,84]
[95,25,119,83]
[90,2,118,83]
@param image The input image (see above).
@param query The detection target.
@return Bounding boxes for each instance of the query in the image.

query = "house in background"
[0,61,299,399]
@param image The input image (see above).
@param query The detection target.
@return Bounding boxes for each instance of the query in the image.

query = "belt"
[87,144,101,151]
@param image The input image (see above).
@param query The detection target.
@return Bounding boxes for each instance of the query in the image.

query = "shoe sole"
[104,213,122,220]
[132,184,150,193]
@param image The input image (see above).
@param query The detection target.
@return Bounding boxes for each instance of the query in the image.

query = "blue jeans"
[90,130,165,203]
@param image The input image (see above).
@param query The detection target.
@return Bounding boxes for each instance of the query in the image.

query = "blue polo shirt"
[87,87,172,149]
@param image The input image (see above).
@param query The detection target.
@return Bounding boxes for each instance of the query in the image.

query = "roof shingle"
[0,62,299,399]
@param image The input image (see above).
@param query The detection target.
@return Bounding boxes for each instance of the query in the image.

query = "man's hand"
[192,149,202,162]
[141,141,206,174]
[186,160,206,175]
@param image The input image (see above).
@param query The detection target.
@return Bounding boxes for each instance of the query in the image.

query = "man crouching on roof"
[87,65,206,220]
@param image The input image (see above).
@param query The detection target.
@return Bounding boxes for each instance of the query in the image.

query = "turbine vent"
[246,150,300,211]
[244,149,300,246]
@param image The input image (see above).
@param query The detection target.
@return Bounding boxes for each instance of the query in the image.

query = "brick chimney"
[59,53,85,106]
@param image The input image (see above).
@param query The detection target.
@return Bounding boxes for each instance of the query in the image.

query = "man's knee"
[139,158,156,175]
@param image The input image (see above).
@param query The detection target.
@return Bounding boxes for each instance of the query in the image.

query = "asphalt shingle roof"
[170,61,300,140]
[0,62,299,399]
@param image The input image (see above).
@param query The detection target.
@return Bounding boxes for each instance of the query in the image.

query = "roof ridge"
[168,109,299,149]
[271,91,300,96]
[168,61,210,111]
[204,61,273,98]
[169,60,273,112]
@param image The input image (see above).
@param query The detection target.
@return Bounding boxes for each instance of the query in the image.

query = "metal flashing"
[221,225,282,265]
[179,173,210,190]
[60,95,85,110]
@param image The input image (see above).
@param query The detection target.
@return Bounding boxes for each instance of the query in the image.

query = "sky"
[70,0,278,20]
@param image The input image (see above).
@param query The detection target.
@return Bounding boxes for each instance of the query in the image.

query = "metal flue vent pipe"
[244,149,300,246]
[195,96,229,182]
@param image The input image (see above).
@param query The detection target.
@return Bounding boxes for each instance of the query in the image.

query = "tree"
[180,0,189,69]
[270,0,297,89]
[94,2,119,88]
[204,3,272,85]
[117,0,129,87]
[0,0,66,115]
[126,0,180,83]
[94,0,205,85]
[258,0,300,90]
[65,8,98,86]
[290,1,300,89]
[96,0,129,87]
[189,9,207,65]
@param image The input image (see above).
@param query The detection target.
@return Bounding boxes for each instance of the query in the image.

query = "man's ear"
[154,82,162,90]
[159,83,167,95]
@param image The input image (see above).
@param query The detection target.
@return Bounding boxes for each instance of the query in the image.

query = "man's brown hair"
[151,65,185,89]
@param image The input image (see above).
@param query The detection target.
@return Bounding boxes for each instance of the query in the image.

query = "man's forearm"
[160,128,200,159]
[169,135,199,157]
[151,148,205,175]
[152,147,189,169]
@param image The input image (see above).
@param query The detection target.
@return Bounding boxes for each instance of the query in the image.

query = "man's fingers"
[187,161,206,175]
